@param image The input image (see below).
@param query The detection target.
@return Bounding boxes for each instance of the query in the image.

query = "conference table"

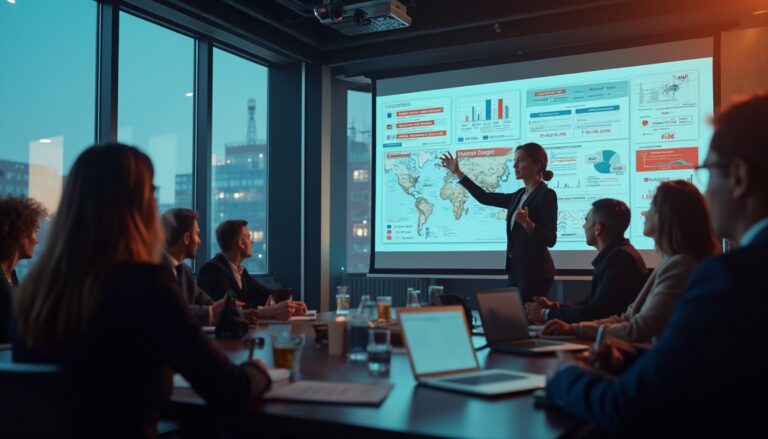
[170,312,591,438]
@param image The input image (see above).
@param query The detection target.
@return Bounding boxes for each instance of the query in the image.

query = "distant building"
[347,125,372,273]
[0,159,29,196]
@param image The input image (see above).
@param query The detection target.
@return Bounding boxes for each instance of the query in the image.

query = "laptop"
[397,306,545,396]
[475,289,588,354]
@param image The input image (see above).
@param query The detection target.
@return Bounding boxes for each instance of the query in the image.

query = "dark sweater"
[12,263,266,437]
[547,238,647,323]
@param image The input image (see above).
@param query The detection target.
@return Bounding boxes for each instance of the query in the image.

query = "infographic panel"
[526,81,629,144]
[381,147,520,245]
[381,97,452,149]
[632,70,699,143]
[455,91,521,144]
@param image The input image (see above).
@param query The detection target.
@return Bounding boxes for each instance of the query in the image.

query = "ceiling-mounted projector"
[313,0,412,35]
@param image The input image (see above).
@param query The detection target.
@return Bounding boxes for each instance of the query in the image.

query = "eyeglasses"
[694,161,730,187]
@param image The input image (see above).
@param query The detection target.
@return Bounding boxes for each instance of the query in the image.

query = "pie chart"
[593,150,620,174]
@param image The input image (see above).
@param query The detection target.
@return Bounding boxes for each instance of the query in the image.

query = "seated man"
[198,219,304,318]
[544,94,768,437]
[162,208,226,326]
[526,198,647,324]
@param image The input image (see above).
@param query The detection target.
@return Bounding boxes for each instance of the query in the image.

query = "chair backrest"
[0,362,75,437]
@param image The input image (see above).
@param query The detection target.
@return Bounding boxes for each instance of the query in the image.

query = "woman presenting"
[441,142,558,303]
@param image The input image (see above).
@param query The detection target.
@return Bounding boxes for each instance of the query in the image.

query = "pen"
[247,337,256,361]
[594,324,606,352]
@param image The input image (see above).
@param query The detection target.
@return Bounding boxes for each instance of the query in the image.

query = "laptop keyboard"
[442,373,522,385]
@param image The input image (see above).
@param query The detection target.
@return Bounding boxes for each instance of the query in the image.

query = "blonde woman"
[13,144,270,437]
[542,180,719,342]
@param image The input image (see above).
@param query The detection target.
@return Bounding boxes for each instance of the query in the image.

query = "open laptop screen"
[399,308,478,376]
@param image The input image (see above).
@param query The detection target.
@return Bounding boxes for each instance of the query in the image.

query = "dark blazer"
[162,253,215,326]
[545,227,768,437]
[0,269,18,344]
[459,176,557,281]
[12,263,267,437]
[546,238,647,323]
[197,253,273,307]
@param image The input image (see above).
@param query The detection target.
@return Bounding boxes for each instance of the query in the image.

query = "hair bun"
[542,169,554,181]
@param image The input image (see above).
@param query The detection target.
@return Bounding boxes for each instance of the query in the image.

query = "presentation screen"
[373,38,714,272]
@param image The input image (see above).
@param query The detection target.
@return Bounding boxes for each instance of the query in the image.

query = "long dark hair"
[15,143,163,353]
[516,142,554,181]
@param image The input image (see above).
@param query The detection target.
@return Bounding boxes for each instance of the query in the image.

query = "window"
[352,169,369,182]
[0,0,96,278]
[211,48,269,274]
[346,90,372,273]
[117,12,194,213]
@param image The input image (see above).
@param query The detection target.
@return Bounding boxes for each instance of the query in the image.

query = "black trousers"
[508,274,553,304]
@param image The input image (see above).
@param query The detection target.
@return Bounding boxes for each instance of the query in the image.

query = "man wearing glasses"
[544,94,768,436]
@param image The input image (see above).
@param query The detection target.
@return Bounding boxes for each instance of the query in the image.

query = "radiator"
[339,276,434,307]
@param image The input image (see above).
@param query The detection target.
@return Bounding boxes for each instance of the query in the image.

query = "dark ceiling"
[165,0,766,78]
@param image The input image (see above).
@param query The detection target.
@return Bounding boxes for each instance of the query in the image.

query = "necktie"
[175,264,185,293]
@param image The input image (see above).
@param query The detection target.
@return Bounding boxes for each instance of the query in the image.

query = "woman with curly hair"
[0,196,48,343]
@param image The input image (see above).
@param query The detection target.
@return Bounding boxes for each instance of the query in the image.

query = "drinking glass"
[376,296,393,322]
[270,332,305,379]
[336,286,350,315]
[367,327,391,377]
[406,289,421,308]
[428,285,444,306]
[347,298,376,362]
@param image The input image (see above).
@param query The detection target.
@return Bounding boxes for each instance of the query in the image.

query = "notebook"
[397,306,545,396]
[475,289,588,354]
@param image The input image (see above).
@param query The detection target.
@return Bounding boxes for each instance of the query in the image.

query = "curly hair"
[0,196,48,261]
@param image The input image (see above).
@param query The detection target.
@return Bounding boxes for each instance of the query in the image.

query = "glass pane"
[0,0,96,278]
[117,12,194,212]
[346,90,372,273]
[211,49,269,274]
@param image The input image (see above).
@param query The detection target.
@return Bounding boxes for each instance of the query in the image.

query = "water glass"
[428,285,444,306]
[376,296,393,322]
[270,332,305,379]
[347,319,370,362]
[347,299,376,362]
[336,286,350,315]
[367,327,391,377]
[406,289,421,308]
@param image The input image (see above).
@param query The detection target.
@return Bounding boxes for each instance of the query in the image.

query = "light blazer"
[572,253,697,343]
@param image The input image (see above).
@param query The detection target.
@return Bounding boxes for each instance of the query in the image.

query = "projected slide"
[374,38,714,271]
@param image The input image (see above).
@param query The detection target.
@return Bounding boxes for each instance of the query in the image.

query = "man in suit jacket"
[526,199,647,324]
[544,95,768,436]
[197,219,301,320]
[162,208,225,326]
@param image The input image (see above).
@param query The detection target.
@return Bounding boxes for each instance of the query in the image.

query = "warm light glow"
[233,192,241,199]
[753,9,768,15]
[39,138,52,143]
[185,92,194,97]
[7,0,16,4]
